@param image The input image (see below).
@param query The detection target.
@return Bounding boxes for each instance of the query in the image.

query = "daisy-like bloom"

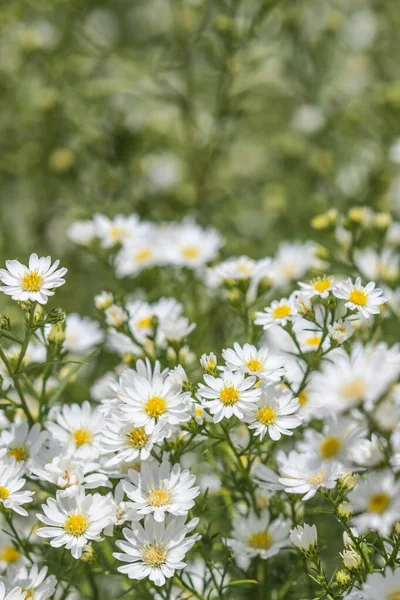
[0,453,34,516]
[228,510,291,562]
[333,277,387,318]
[64,313,103,354]
[0,421,48,474]
[94,291,114,311]
[0,582,25,600]
[115,230,160,278]
[100,415,167,467]
[115,363,191,434]
[104,304,128,328]
[243,387,301,441]
[198,370,261,423]
[254,297,297,330]
[328,319,355,345]
[348,470,400,535]
[222,343,285,383]
[46,401,104,461]
[273,242,318,287]
[36,488,114,559]
[298,275,334,299]
[199,352,218,374]
[0,528,23,573]
[114,515,200,586]
[0,254,67,305]
[93,213,142,248]
[278,450,341,501]
[209,256,256,283]
[290,523,318,552]
[7,564,57,600]
[252,463,283,493]
[345,568,400,600]
[123,459,200,522]
[355,247,399,283]
[164,220,223,268]
[67,219,96,246]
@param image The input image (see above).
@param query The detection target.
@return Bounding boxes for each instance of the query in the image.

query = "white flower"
[124,459,200,522]
[290,523,318,550]
[115,231,160,278]
[0,254,67,305]
[298,275,334,299]
[349,470,400,535]
[333,277,387,318]
[0,421,48,474]
[346,568,400,600]
[209,256,256,283]
[94,291,114,311]
[36,488,114,559]
[273,242,318,286]
[64,313,103,353]
[198,370,261,423]
[222,343,285,382]
[200,352,218,373]
[0,453,34,516]
[67,220,96,246]
[254,297,297,330]
[328,319,355,344]
[105,304,128,328]
[93,213,142,248]
[163,220,222,268]
[7,564,57,600]
[355,248,399,283]
[115,363,191,434]
[46,401,104,460]
[113,515,200,586]
[228,510,290,561]
[243,387,301,441]
[278,450,340,501]
[101,415,167,467]
[341,549,362,570]
[0,582,25,600]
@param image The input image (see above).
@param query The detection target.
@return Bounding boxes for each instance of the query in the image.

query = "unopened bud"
[0,315,11,332]
[340,549,362,571]
[338,502,353,518]
[47,322,65,345]
[45,308,66,325]
[336,569,351,586]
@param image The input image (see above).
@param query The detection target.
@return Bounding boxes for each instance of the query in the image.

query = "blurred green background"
[1,0,400,316]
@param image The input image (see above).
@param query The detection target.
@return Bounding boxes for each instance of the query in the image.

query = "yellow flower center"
[142,544,167,567]
[313,277,332,293]
[138,316,153,329]
[256,406,277,426]
[72,429,93,447]
[367,492,391,514]
[320,436,341,459]
[195,406,203,417]
[272,305,291,320]
[182,246,200,259]
[246,358,263,373]
[308,471,325,485]
[135,249,153,263]
[126,427,150,449]
[147,488,172,507]
[298,390,308,406]
[64,514,88,537]
[0,546,20,563]
[219,385,240,405]
[248,531,272,550]
[110,226,128,240]
[388,592,400,600]
[21,589,33,600]
[305,335,321,347]
[349,289,367,307]
[0,486,10,500]
[22,270,43,292]
[237,265,251,276]
[8,446,29,462]
[341,379,366,401]
[145,396,167,418]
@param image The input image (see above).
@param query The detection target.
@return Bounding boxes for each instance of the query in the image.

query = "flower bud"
[47,322,65,345]
[336,569,351,586]
[94,292,114,311]
[45,308,66,325]
[338,502,353,518]
[340,549,362,571]
[0,315,11,332]
[200,352,218,375]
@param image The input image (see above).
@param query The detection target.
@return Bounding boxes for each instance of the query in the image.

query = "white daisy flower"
[115,232,160,278]
[67,220,96,247]
[106,330,141,358]
[0,582,25,600]
[104,304,128,328]
[115,363,191,434]
[0,421,48,474]
[46,401,104,461]
[209,256,256,283]
[199,352,218,373]
[298,275,334,299]
[93,213,142,248]
[278,450,341,501]
[123,459,200,522]
[243,387,301,441]
[273,242,318,286]
[290,523,318,551]
[36,488,114,559]
[113,515,200,586]
[94,291,114,311]
[198,370,261,423]
[0,254,67,305]
[348,470,400,535]
[6,564,57,600]
[221,343,285,382]
[64,313,103,354]
[101,415,167,467]
[328,319,355,345]
[252,463,283,493]
[346,568,400,600]
[0,528,23,573]
[228,510,290,562]
[163,220,222,268]
[254,297,297,330]
[355,247,399,283]
[333,277,387,318]
[0,453,34,516]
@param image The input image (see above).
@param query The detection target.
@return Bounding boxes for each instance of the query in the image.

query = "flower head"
[333,277,386,318]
